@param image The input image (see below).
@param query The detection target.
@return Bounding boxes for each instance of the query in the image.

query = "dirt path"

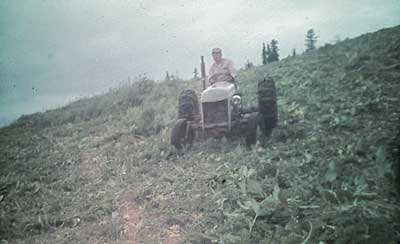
[119,190,192,244]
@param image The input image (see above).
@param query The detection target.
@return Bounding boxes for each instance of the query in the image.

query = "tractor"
[170,72,278,149]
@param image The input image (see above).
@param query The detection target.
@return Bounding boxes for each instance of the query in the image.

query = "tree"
[165,71,171,81]
[292,48,296,57]
[268,39,279,62]
[193,68,199,80]
[266,44,272,62]
[262,43,267,65]
[245,59,254,69]
[305,28,318,52]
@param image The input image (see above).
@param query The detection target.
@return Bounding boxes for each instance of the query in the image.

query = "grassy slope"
[1,25,399,243]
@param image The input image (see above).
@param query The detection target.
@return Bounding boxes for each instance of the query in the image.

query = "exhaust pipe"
[200,56,206,90]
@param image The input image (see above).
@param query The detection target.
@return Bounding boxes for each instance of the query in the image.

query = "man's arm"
[208,64,215,84]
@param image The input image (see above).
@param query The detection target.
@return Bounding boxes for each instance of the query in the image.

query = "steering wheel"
[208,73,235,85]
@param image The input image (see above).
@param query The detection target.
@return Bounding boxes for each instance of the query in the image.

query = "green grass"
[1,25,400,243]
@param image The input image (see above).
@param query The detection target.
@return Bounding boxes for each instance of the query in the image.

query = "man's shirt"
[208,58,237,84]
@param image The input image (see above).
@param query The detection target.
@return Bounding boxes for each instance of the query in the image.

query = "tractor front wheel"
[171,119,194,149]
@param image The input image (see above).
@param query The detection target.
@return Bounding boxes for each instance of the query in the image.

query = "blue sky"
[0,0,399,126]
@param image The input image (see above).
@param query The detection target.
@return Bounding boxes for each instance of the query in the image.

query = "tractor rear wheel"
[245,112,266,147]
[257,77,278,137]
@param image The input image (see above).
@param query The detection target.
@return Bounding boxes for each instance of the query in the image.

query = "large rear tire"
[178,89,199,121]
[171,119,194,149]
[257,77,278,137]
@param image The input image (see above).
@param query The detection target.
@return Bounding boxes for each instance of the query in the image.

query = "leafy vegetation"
[1,26,400,243]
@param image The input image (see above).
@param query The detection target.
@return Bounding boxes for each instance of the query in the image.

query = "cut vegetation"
[1,26,400,243]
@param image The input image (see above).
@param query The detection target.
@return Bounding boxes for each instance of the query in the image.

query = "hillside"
[1,25,400,243]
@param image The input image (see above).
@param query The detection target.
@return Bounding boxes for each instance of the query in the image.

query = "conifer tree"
[268,39,279,62]
[165,71,171,81]
[245,60,254,69]
[262,43,267,65]
[266,44,272,62]
[292,48,296,57]
[193,68,199,80]
[305,28,318,52]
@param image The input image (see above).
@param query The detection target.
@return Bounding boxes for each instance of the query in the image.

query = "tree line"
[260,28,318,66]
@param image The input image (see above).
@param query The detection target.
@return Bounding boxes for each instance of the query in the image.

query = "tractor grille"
[203,100,228,125]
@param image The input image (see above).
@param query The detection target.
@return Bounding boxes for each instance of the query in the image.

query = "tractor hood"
[201,82,235,103]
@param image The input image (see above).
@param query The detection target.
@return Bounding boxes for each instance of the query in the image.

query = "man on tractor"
[208,48,237,85]
[171,49,277,149]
